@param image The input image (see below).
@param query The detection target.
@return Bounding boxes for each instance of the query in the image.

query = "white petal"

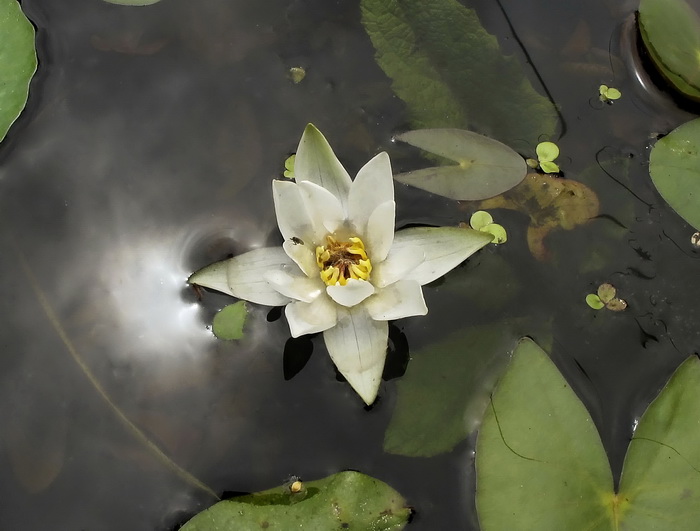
[272,180,320,244]
[348,152,394,235]
[282,239,318,278]
[323,305,388,405]
[365,280,427,321]
[294,124,352,209]
[390,227,492,285]
[297,180,345,234]
[285,295,338,337]
[264,269,323,303]
[224,247,295,306]
[364,201,395,263]
[371,245,425,288]
[326,278,375,307]
[188,260,234,296]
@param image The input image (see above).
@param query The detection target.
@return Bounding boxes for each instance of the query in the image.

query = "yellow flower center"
[315,235,372,286]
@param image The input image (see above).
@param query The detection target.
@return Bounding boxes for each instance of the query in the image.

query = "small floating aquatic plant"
[190,124,492,404]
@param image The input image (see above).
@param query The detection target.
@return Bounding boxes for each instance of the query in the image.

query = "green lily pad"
[212,301,248,341]
[536,141,559,163]
[482,223,507,244]
[360,0,558,148]
[639,0,700,100]
[476,338,700,530]
[586,293,605,310]
[0,0,37,143]
[180,471,411,530]
[394,129,527,201]
[469,211,493,231]
[649,118,700,230]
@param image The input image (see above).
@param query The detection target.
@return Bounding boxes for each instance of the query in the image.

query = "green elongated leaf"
[476,338,616,530]
[649,118,700,230]
[617,356,700,529]
[212,301,248,340]
[361,0,558,149]
[394,129,526,201]
[384,322,520,457]
[639,0,700,100]
[0,0,37,143]
[181,471,411,530]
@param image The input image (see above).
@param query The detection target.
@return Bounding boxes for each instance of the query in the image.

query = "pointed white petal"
[294,124,352,209]
[390,227,492,285]
[297,180,345,234]
[285,295,338,337]
[323,305,388,405]
[282,239,318,278]
[365,280,427,321]
[272,180,319,244]
[372,245,425,288]
[264,269,324,302]
[188,260,234,296]
[364,200,395,263]
[326,278,375,307]
[348,152,394,234]
[224,247,295,306]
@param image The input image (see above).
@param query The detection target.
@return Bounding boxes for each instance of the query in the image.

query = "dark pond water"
[1,0,699,529]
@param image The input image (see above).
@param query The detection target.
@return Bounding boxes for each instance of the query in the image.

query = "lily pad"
[212,301,248,340]
[639,0,700,100]
[649,118,700,230]
[394,129,527,201]
[181,471,411,530]
[0,0,37,143]
[476,338,700,530]
[360,0,558,148]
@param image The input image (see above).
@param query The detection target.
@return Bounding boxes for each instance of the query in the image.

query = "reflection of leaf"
[474,173,600,260]
[649,118,700,230]
[394,129,526,200]
[181,471,411,530]
[384,322,521,457]
[360,0,558,148]
[477,339,700,530]
[639,0,700,100]
[0,0,37,142]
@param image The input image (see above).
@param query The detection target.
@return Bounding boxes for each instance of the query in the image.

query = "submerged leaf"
[649,118,700,230]
[394,129,527,200]
[597,283,616,303]
[360,0,558,148]
[181,471,411,530]
[212,301,248,340]
[639,0,700,100]
[0,0,37,142]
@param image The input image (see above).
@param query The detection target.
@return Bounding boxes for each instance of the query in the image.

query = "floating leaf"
[394,129,527,201]
[535,141,559,163]
[649,118,700,230]
[288,67,306,84]
[482,223,507,244]
[469,210,493,231]
[181,471,411,530]
[283,154,296,179]
[539,160,560,174]
[586,293,605,310]
[597,283,616,303]
[0,0,37,143]
[638,0,700,100]
[212,301,248,340]
[360,0,558,148]
[605,298,627,312]
[598,84,621,101]
[476,338,700,529]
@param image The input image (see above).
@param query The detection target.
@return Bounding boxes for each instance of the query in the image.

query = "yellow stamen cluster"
[315,235,372,286]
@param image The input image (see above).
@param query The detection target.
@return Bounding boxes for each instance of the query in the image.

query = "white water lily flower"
[190,124,492,405]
